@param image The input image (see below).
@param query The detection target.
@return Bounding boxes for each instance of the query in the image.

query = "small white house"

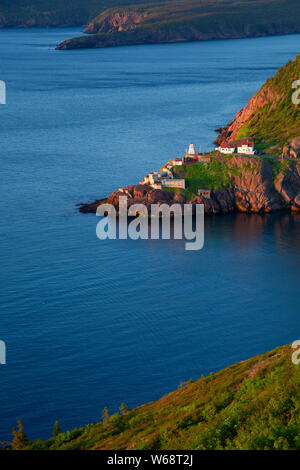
[198,189,211,199]
[162,179,185,189]
[237,141,255,155]
[216,143,235,154]
[171,158,184,166]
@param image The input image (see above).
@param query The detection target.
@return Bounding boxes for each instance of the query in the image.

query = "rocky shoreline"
[80,52,300,217]
[80,155,300,216]
[56,27,300,51]
[55,0,300,50]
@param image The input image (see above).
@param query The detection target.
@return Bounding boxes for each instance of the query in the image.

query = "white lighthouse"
[188,142,196,156]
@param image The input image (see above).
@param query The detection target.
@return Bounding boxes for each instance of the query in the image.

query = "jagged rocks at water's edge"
[80,155,300,215]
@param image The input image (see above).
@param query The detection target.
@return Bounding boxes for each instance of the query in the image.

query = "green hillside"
[0,0,174,28]
[216,53,300,156]
[236,56,300,154]
[16,344,300,450]
[56,0,300,49]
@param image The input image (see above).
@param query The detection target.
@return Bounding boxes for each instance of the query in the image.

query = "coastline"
[79,52,300,217]
[79,154,300,216]
[55,0,300,51]
[57,29,300,51]
[1,25,299,450]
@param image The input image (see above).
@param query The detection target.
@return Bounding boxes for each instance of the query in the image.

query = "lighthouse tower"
[188,142,196,156]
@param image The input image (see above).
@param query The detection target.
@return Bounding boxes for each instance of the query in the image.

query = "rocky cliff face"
[283,137,300,160]
[80,156,300,215]
[215,87,281,146]
[84,9,147,34]
[79,55,300,217]
[215,54,300,155]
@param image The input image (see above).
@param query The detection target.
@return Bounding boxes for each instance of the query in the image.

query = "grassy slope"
[174,159,232,192]
[235,54,300,156]
[163,158,233,201]
[0,0,175,27]
[56,0,300,48]
[24,344,300,450]
[88,0,300,31]
[170,155,295,200]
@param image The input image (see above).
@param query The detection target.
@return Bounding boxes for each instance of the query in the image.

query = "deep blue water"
[0,28,299,441]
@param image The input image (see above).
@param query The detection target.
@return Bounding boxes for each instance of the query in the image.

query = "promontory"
[80,54,300,216]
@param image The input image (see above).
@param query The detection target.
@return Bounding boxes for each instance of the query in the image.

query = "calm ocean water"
[0,28,299,440]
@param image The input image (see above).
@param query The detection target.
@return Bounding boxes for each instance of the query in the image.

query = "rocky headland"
[215,53,300,156]
[56,0,300,50]
[80,52,300,217]
[80,155,300,216]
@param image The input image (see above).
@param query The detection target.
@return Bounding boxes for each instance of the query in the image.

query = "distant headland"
[55,0,300,50]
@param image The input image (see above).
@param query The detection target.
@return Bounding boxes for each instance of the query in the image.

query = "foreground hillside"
[56,0,300,49]
[216,53,300,156]
[21,344,300,450]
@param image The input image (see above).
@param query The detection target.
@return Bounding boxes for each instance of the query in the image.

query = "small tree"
[12,418,29,450]
[119,402,129,415]
[102,406,109,424]
[53,420,62,437]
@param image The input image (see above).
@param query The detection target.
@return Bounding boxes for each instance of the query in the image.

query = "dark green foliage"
[21,344,300,450]
[55,0,300,49]
[236,54,300,155]
[0,0,173,27]
[102,406,109,424]
[53,420,62,437]
[119,402,129,415]
[12,419,29,450]
[28,438,49,450]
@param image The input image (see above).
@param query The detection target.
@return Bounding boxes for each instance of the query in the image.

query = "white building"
[162,179,185,189]
[237,141,255,155]
[198,189,211,198]
[216,143,235,154]
[140,171,160,185]
[141,170,177,189]
[170,158,184,166]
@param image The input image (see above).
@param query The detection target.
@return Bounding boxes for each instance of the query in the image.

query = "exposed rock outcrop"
[56,0,300,51]
[292,193,300,211]
[215,86,281,146]
[84,10,147,34]
[79,156,300,215]
[79,55,300,217]
[283,137,300,159]
[215,53,300,156]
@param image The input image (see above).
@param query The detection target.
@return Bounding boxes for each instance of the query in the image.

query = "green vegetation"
[102,406,110,424]
[53,420,62,437]
[12,419,29,450]
[163,158,235,200]
[0,0,172,27]
[163,185,195,202]
[174,160,232,194]
[165,154,287,200]
[268,158,293,180]
[235,54,300,156]
[56,0,300,49]
[19,344,300,450]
